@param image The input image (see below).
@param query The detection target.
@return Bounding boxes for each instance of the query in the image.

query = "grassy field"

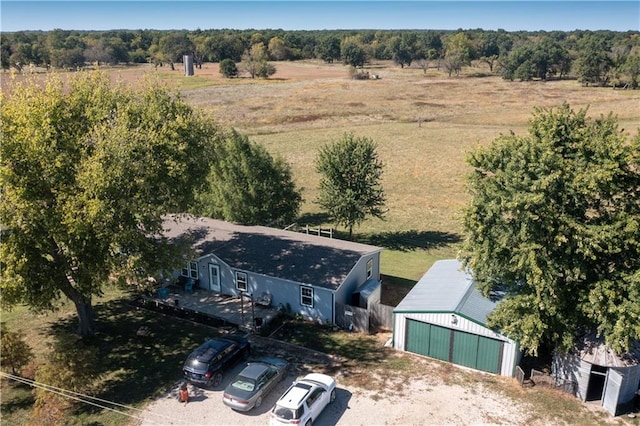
[1,61,639,424]
[2,60,638,302]
[178,60,640,298]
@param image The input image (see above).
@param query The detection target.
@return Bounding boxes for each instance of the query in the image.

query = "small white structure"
[393,259,520,376]
[553,334,640,416]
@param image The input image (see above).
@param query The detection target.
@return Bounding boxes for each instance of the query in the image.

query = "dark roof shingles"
[163,215,381,289]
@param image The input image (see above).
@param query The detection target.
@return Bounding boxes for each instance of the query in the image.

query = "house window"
[300,286,314,307]
[366,258,373,279]
[182,261,198,279]
[235,271,248,292]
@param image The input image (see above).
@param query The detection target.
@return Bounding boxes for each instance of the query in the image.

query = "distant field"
[4,61,639,296]
[181,60,639,288]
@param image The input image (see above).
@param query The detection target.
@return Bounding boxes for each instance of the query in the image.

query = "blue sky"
[1,1,639,32]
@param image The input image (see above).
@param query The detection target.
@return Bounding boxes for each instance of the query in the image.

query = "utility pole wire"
[0,372,185,425]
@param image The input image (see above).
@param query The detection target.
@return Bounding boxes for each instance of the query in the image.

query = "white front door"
[209,264,221,292]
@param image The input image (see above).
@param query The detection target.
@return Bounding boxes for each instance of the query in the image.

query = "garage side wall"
[393,312,519,376]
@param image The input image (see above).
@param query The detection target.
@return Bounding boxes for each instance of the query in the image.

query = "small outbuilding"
[553,334,640,416]
[393,259,520,376]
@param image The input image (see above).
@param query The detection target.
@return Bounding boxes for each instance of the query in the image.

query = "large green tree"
[501,39,571,81]
[241,43,276,79]
[0,72,217,337]
[195,130,302,226]
[159,31,194,65]
[341,36,367,68]
[443,32,472,77]
[575,34,614,86]
[462,104,640,356]
[315,133,386,238]
[316,34,341,63]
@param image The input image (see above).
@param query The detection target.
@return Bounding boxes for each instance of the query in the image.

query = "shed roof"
[576,333,640,368]
[394,259,500,325]
[162,215,381,290]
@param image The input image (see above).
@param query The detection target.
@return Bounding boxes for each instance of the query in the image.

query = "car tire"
[211,372,223,387]
[330,389,336,403]
[255,396,262,409]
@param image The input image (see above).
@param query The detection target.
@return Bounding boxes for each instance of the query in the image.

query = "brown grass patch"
[285,114,323,123]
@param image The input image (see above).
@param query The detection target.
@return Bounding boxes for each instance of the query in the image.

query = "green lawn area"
[1,288,220,425]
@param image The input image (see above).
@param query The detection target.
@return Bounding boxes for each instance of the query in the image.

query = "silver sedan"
[222,357,289,412]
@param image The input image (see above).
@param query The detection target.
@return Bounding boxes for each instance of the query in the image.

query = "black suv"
[183,335,250,387]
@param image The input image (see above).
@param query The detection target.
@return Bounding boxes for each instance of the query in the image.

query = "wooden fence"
[335,301,394,334]
[529,368,576,394]
[370,302,394,330]
[283,223,334,238]
[303,225,333,238]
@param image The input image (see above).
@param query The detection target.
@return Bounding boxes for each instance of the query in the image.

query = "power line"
[0,371,186,425]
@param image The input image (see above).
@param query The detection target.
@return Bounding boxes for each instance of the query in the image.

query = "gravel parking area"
[138,366,528,426]
[136,336,530,426]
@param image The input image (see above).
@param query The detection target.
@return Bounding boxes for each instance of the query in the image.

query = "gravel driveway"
[136,336,530,426]
[138,369,528,426]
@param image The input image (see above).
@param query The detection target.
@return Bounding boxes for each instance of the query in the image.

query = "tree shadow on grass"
[294,214,462,252]
[358,230,461,251]
[295,212,332,228]
[48,297,220,417]
[270,321,389,372]
[0,381,35,416]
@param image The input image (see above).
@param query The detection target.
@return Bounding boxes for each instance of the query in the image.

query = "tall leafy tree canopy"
[575,34,614,86]
[315,133,386,238]
[340,36,367,68]
[0,72,218,336]
[241,42,276,78]
[195,130,302,226]
[462,103,640,355]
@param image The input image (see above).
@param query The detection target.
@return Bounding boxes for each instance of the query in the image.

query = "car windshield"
[230,375,255,392]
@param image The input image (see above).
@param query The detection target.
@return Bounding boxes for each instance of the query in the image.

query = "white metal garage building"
[393,259,520,376]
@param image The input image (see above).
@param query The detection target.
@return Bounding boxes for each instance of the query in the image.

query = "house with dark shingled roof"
[162,214,383,325]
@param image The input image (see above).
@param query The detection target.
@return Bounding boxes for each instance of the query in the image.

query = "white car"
[269,373,336,426]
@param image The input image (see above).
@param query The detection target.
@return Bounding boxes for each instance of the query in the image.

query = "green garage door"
[405,319,450,362]
[406,318,430,355]
[406,319,503,374]
[476,334,503,374]
[452,331,479,368]
[453,329,502,374]
[428,324,451,362]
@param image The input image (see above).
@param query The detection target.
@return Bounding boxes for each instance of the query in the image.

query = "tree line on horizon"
[1,28,639,87]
